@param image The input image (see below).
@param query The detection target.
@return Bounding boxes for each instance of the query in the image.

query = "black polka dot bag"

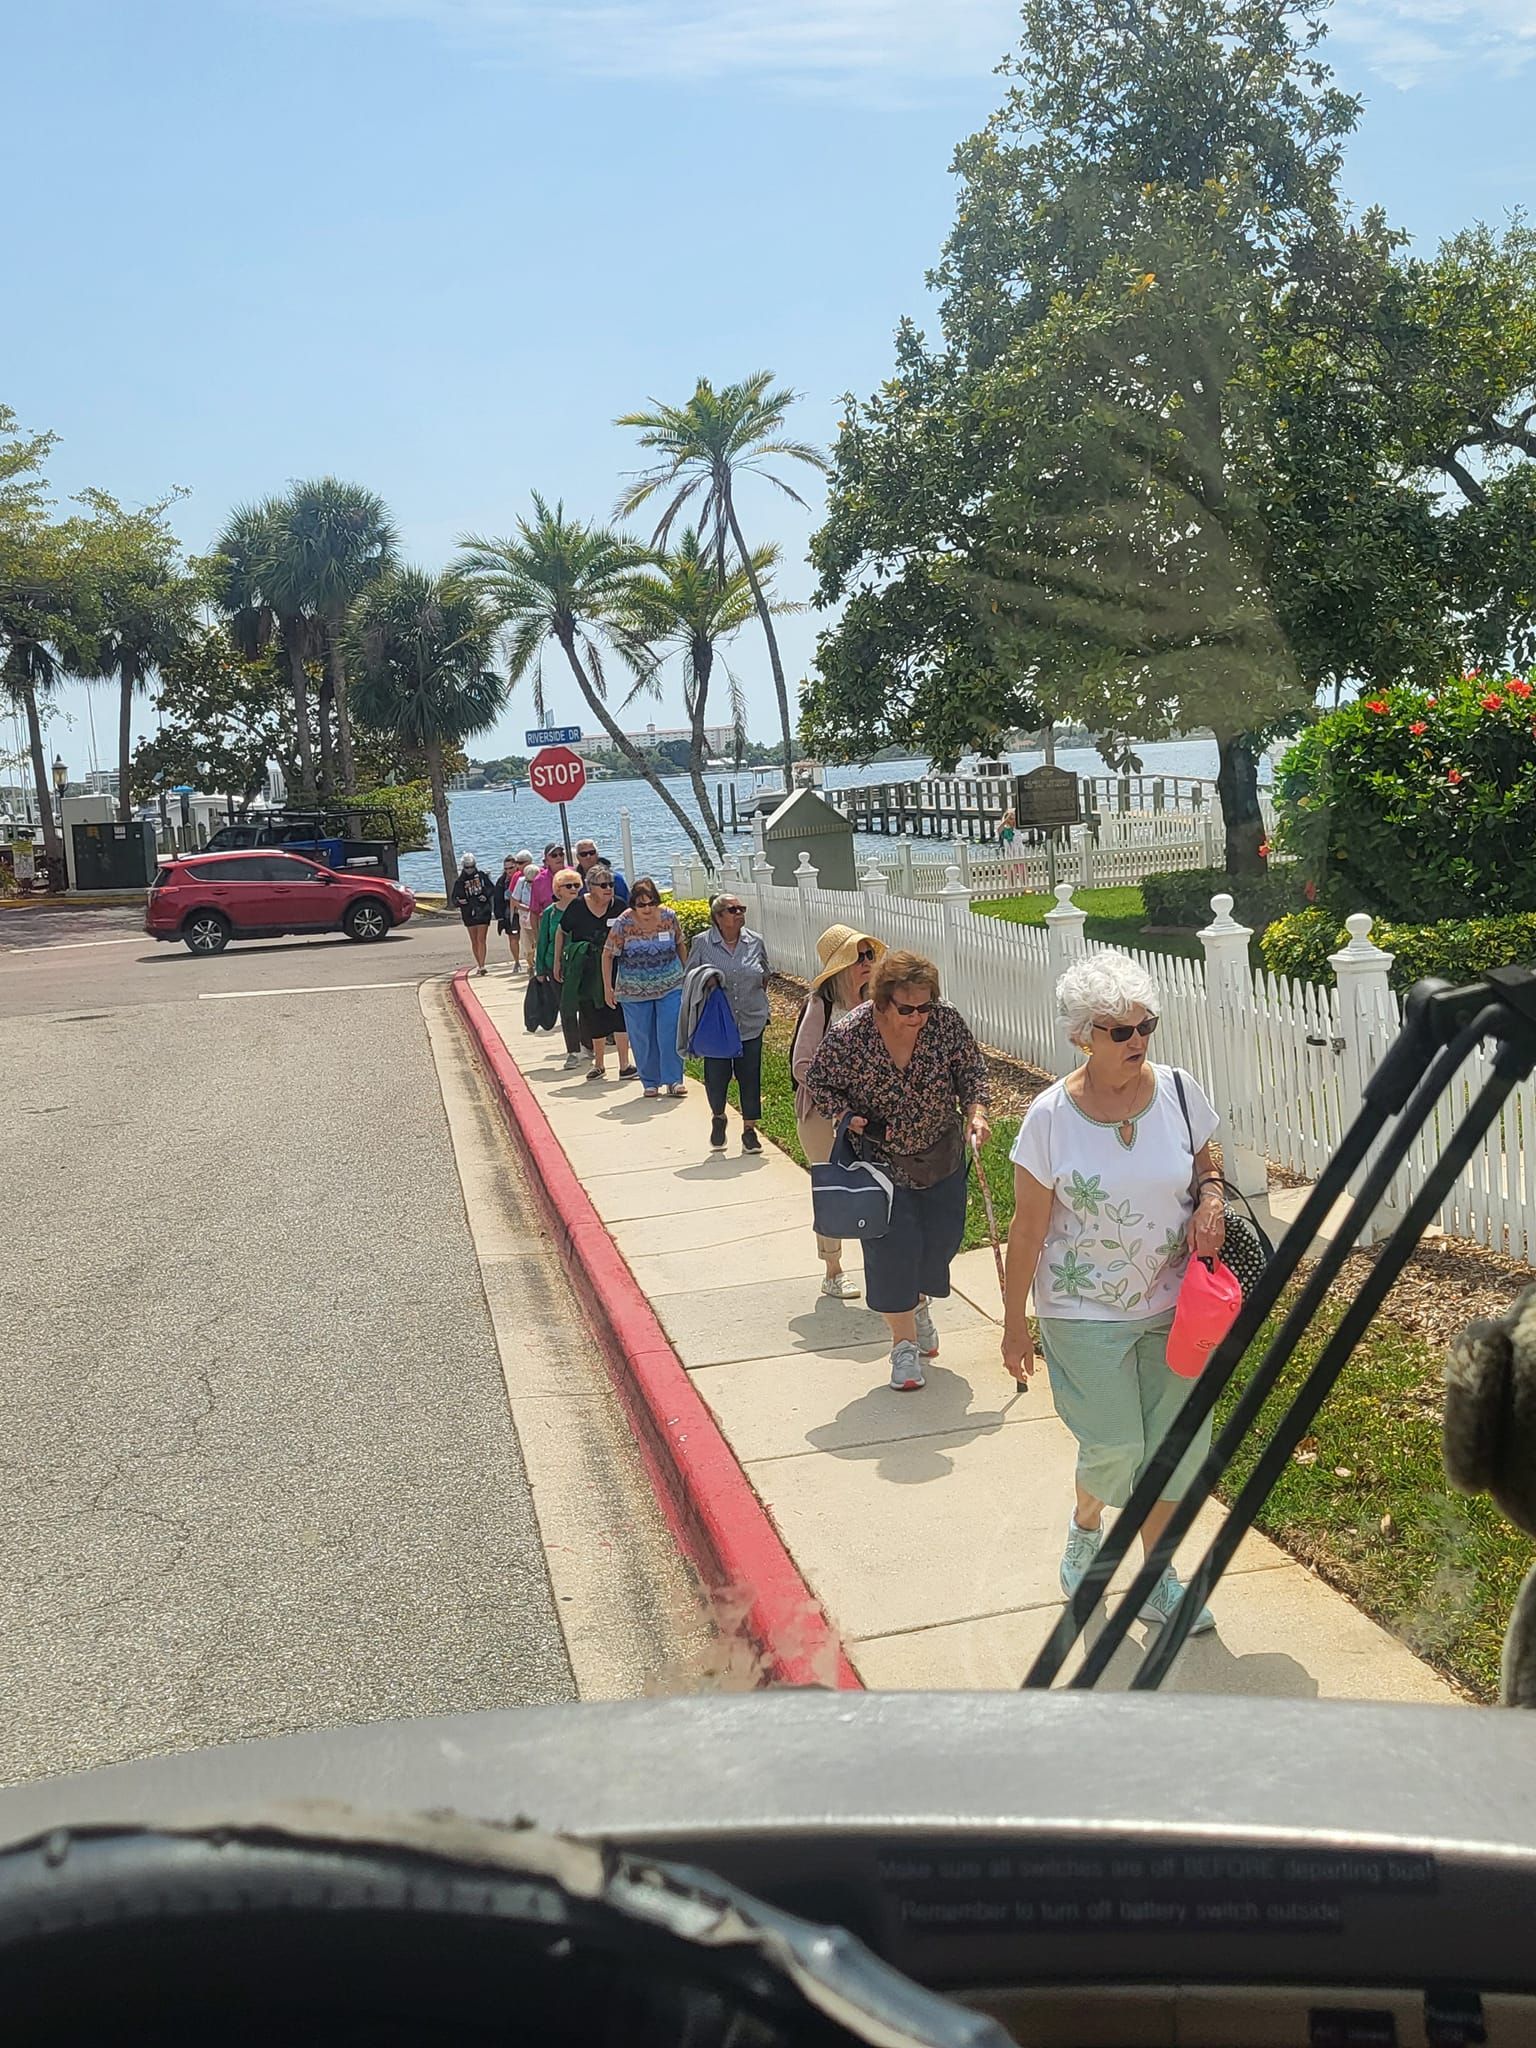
[1173,1071,1275,1302]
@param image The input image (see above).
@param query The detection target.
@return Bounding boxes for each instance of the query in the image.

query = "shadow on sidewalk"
[806,1367,1018,1481]
[1070,1602,1321,1698]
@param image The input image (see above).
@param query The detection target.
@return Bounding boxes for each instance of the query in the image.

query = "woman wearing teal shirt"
[603,878,689,1097]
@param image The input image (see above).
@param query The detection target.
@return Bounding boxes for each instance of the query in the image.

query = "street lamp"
[52,755,67,801]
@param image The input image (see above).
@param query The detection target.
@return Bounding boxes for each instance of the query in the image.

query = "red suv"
[145,850,416,954]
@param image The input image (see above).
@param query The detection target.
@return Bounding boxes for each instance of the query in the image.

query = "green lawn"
[690,1006,1517,1702]
[972,886,1203,961]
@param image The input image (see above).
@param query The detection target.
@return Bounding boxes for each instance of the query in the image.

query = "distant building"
[85,768,119,796]
[576,723,738,758]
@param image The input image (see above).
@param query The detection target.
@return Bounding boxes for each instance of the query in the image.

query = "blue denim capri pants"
[1035,1310,1213,1507]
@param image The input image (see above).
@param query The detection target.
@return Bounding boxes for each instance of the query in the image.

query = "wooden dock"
[815,772,1214,841]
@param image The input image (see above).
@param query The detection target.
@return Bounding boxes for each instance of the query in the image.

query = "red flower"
[1364,697,1389,714]
[1304,880,1318,903]
[1409,720,1427,735]
[1448,769,1463,784]
[1481,691,1505,710]
[1427,697,1438,707]
[1257,842,1270,859]
[1510,679,1533,698]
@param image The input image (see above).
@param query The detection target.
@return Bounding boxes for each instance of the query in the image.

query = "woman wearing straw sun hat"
[791,924,886,1300]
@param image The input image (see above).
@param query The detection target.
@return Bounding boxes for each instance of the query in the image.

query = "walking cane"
[969,1130,1007,1303]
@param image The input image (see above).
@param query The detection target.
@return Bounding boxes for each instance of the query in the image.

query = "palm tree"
[350,567,506,897]
[281,479,397,797]
[454,494,717,869]
[211,500,321,801]
[1,637,64,862]
[615,372,827,793]
[620,529,775,861]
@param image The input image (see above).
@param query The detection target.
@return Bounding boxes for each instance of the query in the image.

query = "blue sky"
[5,0,1533,774]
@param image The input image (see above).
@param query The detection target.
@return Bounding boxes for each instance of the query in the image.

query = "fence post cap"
[939,862,971,896]
[1044,881,1086,924]
[1330,911,1393,967]
[1198,893,1252,939]
[793,849,814,873]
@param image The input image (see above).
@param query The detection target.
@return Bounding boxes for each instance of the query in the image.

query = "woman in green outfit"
[534,868,584,1064]
[1001,950,1227,1634]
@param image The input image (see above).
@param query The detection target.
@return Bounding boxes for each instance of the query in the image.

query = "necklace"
[1068,1069,1155,1150]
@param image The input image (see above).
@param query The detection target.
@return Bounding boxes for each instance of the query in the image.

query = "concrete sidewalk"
[471,972,1458,1704]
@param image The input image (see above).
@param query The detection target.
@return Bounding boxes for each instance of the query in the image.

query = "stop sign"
[527,745,587,804]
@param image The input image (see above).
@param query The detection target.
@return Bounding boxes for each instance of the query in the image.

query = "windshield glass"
[4,0,1533,1805]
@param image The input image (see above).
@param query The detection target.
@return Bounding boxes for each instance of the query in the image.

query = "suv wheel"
[344,899,390,942]
[184,912,231,955]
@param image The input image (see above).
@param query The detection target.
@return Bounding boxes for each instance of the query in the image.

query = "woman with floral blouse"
[1001,951,1227,1635]
[805,949,990,1393]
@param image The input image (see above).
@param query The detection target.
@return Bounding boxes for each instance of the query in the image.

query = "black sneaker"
[710,1115,728,1149]
[742,1127,762,1153]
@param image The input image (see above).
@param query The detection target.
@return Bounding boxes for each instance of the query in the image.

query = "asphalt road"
[0,905,594,1785]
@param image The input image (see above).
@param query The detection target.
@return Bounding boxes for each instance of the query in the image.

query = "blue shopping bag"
[810,1118,894,1241]
[688,983,743,1059]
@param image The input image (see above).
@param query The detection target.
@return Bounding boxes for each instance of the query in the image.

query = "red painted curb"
[451,969,862,1692]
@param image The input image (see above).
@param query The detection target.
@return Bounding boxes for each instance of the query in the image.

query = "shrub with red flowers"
[1274,675,1536,919]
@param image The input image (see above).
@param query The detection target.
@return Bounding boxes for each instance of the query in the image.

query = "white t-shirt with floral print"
[1009,1064,1219,1321]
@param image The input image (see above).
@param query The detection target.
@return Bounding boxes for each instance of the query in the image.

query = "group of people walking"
[464,838,1230,1635]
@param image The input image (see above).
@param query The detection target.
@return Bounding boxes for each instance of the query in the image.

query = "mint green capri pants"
[1036,1310,1212,1507]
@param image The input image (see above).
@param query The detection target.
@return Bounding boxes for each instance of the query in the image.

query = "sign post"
[1012,765,1082,894]
[527,744,588,855]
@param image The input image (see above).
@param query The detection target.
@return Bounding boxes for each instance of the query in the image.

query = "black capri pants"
[703,1032,763,1121]
[861,1159,970,1314]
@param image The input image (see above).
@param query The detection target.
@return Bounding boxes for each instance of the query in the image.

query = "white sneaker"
[889,1340,925,1392]
[1060,1517,1105,1600]
[1139,1567,1216,1635]
[564,1051,584,1069]
[820,1272,861,1300]
[913,1298,939,1357]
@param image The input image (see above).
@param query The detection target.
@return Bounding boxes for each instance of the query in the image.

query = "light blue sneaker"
[889,1340,925,1392]
[913,1298,939,1357]
[1059,1517,1104,1599]
[1139,1568,1216,1636]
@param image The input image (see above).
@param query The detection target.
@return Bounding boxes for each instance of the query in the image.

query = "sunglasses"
[556,880,581,892]
[577,849,596,859]
[891,998,934,1018]
[632,894,659,907]
[1094,1016,1159,1042]
[717,905,746,917]
[587,882,613,892]
[856,947,876,963]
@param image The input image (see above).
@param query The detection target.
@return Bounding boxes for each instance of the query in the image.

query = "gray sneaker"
[889,1340,925,1392]
[913,1298,939,1357]
[1060,1517,1105,1600]
[1139,1568,1216,1635]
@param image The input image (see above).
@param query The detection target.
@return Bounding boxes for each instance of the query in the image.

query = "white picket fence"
[677,848,1536,1268]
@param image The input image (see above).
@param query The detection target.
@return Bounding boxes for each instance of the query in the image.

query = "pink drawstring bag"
[1167,1256,1243,1378]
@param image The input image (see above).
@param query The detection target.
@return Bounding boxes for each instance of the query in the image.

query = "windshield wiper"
[1023,967,1536,1692]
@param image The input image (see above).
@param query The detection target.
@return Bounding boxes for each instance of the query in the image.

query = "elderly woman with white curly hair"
[1001,950,1227,1634]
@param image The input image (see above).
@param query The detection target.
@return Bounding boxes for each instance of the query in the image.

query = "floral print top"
[1009,1064,1219,1320]
[805,999,990,1189]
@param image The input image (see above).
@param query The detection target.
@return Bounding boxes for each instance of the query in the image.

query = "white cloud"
[1329,0,1536,87]
[298,0,1021,96]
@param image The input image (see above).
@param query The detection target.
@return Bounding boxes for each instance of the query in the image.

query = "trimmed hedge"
[1260,907,1536,990]
[1140,866,1313,933]
[666,896,716,941]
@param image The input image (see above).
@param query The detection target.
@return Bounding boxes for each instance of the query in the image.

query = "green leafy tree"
[454,494,717,869]
[811,0,1447,871]
[0,409,75,858]
[619,528,771,859]
[72,489,199,823]
[281,478,397,795]
[350,568,507,896]
[615,373,826,793]
[131,622,288,804]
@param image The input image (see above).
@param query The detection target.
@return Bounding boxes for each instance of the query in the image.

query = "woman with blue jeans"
[1001,951,1227,1633]
[603,877,688,1097]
